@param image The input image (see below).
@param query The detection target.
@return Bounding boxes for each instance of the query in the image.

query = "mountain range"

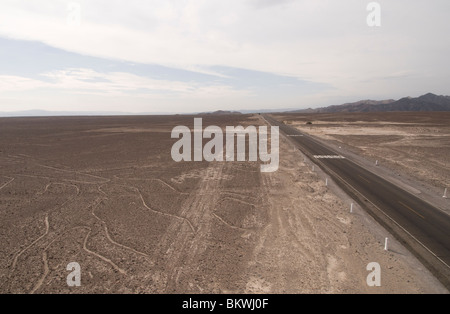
[291,93,450,113]
[1,93,449,117]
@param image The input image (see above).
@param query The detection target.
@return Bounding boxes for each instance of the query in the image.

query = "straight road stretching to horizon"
[263,114,450,288]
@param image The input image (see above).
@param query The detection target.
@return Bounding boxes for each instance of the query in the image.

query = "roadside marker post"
[350,203,354,213]
[375,160,379,166]
[325,178,328,186]
[384,238,389,251]
[444,188,447,198]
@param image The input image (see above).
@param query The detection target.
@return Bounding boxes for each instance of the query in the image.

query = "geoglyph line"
[10,214,49,275]
[30,251,49,294]
[152,178,190,195]
[90,198,152,259]
[97,184,109,197]
[221,190,259,201]
[38,182,80,196]
[0,176,15,191]
[13,174,54,180]
[37,164,110,183]
[212,213,249,231]
[29,225,94,293]
[39,183,52,195]
[104,224,152,259]
[83,229,127,275]
[135,188,196,233]
[119,177,189,195]
[218,196,257,208]
[62,178,111,185]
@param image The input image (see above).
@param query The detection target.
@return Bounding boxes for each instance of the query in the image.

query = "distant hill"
[198,110,242,115]
[2,93,449,117]
[292,99,396,113]
[291,93,450,113]
[381,93,450,112]
[238,108,296,114]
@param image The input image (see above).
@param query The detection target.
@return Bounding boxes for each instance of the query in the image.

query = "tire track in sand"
[154,163,226,292]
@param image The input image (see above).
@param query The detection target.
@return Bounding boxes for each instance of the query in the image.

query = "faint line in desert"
[0,176,15,191]
[30,251,49,294]
[62,178,110,185]
[37,164,110,183]
[151,178,190,194]
[38,182,80,196]
[38,183,52,195]
[90,199,152,259]
[97,184,109,196]
[121,177,189,195]
[221,191,258,201]
[219,196,257,208]
[31,225,92,291]
[10,214,49,275]
[135,188,196,233]
[212,213,249,231]
[13,174,54,180]
[104,224,152,259]
[83,229,127,275]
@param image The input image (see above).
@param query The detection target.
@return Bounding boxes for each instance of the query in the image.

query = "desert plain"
[0,113,448,294]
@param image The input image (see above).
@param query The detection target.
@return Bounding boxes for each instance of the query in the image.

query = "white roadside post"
[384,238,389,251]
[325,178,328,186]
[375,160,379,166]
[350,203,354,213]
[444,188,447,198]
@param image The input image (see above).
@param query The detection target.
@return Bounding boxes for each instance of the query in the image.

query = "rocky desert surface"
[0,114,447,293]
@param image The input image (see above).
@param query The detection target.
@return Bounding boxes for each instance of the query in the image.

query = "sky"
[0,0,449,114]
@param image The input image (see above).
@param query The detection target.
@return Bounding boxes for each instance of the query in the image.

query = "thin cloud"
[0,0,448,112]
[1,68,250,98]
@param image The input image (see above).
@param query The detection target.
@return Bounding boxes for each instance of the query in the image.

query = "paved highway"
[263,114,450,288]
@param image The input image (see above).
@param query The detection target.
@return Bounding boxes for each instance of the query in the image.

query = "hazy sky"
[0,0,449,113]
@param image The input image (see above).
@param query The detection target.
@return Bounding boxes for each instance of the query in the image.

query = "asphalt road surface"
[263,114,450,288]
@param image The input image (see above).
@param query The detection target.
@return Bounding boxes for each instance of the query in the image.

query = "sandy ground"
[275,113,449,207]
[0,114,447,294]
